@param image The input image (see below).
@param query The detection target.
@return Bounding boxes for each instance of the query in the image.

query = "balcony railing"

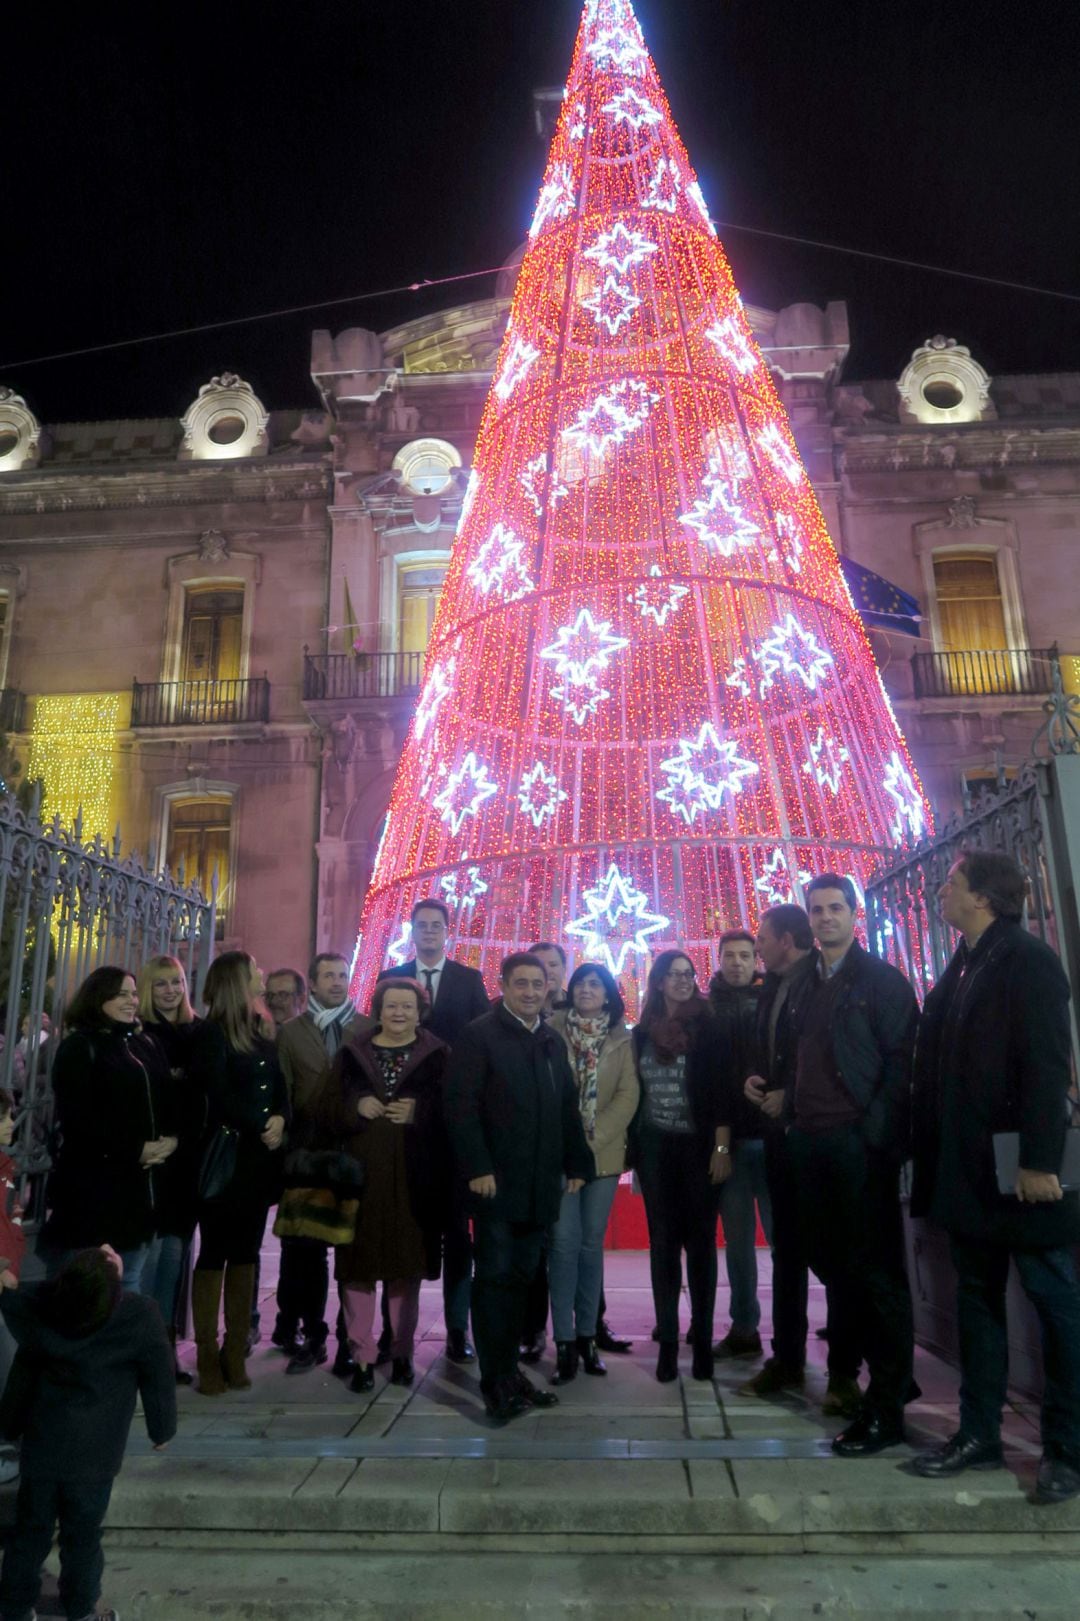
[131,676,270,727]
[0,689,25,733]
[303,651,424,702]
[911,647,1057,700]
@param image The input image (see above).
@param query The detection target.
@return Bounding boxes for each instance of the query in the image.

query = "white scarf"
[308,996,355,1056]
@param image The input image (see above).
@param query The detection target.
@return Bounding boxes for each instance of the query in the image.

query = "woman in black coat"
[322,978,450,1392]
[191,951,287,1396]
[137,953,207,1384]
[629,949,733,1384]
[43,966,178,1290]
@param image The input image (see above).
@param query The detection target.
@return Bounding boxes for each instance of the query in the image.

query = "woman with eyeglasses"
[629,949,733,1383]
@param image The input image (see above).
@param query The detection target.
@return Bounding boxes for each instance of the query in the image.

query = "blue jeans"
[951,1237,1080,1457]
[141,1233,186,1327]
[548,1175,619,1342]
[718,1139,773,1334]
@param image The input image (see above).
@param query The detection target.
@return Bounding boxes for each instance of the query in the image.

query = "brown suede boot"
[222,1262,255,1390]
[192,1269,227,1396]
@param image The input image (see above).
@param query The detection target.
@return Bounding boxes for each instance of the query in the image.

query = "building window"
[182,587,244,685]
[931,551,1015,694]
[166,796,232,931]
[398,566,446,655]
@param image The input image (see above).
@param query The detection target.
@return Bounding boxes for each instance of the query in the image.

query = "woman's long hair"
[65,965,134,1033]
[637,948,710,1059]
[137,954,195,1026]
[203,951,271,1053]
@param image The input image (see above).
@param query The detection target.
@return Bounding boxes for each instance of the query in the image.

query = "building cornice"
[0,459,331,517]
[837,425,1080,475]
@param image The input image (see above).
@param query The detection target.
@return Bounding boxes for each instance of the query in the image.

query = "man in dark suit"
[788,874,919,1458]
[275,953,373,1376]
[384,898,491,1362]
[445,952,594,1424]
[911,851,1080,1502]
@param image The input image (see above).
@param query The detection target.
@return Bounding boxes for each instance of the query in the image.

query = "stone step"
[65,1551,1080,1619]
[105,1452,1080,1553]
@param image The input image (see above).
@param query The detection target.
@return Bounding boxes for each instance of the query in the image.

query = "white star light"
[757,423,804,485]
[755,848,812,907]
[561,378,659,461]
[520,452,569,517]
[657,723,760,823]
[602,86,661,130]
[584,223,658,276]
[414,656,455,741]
[565,863,670,977]
[753,615,834,696]
[726,657,752,700]
[687,180,717,234]
[540,608,630,685]
[705,315,759,375]
[386,923,413,968]
[644,157,681,213]
[440,866,489,911]
[530,162,576,239]
[494,336,541,402]
[586,25,649,75]
[678,458,761,557]
[432,753,500,836]
[631,566,690,627]
[581,273,642,335]
[455,468,480,536]
[802,726,851,796]
[517,762,569,829]
[883,751,926,843]
[466,524,535,602]
[767,513,805,575]
[569,101,587,141]
[550,673,611,727]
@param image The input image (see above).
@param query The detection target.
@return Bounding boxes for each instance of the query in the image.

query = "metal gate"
[0,788,216,1206]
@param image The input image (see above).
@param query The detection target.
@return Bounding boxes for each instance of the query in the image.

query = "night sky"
[7,0,1079,424]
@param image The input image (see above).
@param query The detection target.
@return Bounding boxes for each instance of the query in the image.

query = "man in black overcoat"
[444,952,594,1425]
[384,897,491,1363]
[911,851,1080,1501]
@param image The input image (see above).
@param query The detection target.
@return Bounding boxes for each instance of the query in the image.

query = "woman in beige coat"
[547,962,640,1384]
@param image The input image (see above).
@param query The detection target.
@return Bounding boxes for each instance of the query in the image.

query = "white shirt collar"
[507,1008,541,1033]
[416,956,447,976]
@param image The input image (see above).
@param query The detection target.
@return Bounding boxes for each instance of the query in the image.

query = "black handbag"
[197,1124,239,1202]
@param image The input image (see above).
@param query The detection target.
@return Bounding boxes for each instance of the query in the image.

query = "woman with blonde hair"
[137,954,204,1383]
[192,951,288,1395]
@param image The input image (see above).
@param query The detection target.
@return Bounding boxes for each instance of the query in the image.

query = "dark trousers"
[0,1473,113,1621]
[951,1237,1080,1457]
[789,1123,913,1422]
[637,1131,721,1346]
[196,1195,268,1270]
[442,1212,473,1336]
[276,1235,347,1349]
[471,1215,545,1392]
[522,1241,549,1341]
[764,1132,810,1369]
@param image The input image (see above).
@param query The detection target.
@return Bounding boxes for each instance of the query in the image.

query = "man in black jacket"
[911,851,1080,1502]
[384,897,491,1363]
[445,953,594,1424]
[788,874,918,1457]
[708,929,768,1359]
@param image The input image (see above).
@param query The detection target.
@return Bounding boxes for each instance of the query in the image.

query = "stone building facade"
[1,286,1077,971]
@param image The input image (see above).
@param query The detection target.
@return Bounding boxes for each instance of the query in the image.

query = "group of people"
[1,846,1078,1619]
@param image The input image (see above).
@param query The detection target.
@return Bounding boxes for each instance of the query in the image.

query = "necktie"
[422,968,437,1006]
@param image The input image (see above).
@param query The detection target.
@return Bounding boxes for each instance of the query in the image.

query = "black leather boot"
[577,1337,607,1376]
[551,1340,579,1384]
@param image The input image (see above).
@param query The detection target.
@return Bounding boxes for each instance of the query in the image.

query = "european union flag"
[840,557,922,638]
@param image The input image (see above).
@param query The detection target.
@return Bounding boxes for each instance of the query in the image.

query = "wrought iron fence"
[302,650,424,702]
[0,789,216,1211]
[911,646,1057,700]
[131,676,270,727]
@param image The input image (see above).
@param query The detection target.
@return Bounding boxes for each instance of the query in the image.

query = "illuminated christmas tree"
[350,0,930,1009]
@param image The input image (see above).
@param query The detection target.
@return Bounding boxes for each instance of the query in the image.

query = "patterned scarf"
[308,996,355,1058]
[565,1010,610,1139]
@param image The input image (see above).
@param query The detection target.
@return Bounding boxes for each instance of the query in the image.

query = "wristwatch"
[712,1144,730,1155]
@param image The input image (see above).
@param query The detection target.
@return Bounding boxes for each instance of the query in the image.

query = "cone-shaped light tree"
[350,0,930,1009]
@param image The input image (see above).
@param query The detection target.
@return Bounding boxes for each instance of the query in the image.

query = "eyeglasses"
[664,969,695,983]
